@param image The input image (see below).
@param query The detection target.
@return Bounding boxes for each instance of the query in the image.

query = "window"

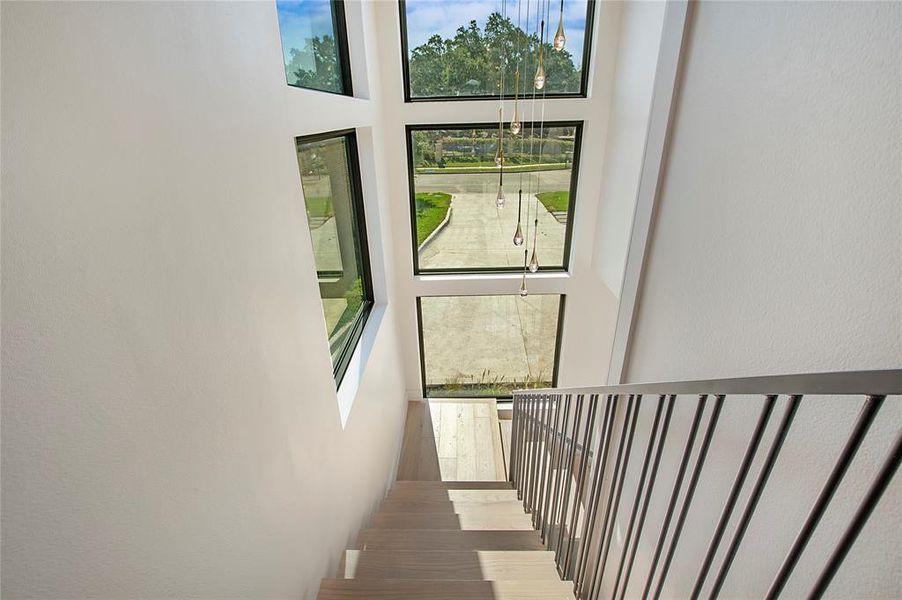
[276,0,352,95]
[399,0,595,101]
[418,295,564,397]
[296,130,372,384]
[407,122,581,273]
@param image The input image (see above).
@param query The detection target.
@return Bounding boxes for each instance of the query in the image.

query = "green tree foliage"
[286,35,342,94]
[409,13,581,97]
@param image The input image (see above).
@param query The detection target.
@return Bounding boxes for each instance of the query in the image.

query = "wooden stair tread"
[317,578,574,599]
[356,529,546,551]
[387,488,520,502]
[393,480,514,490]
[378,499,526,515]
[369,512,534,530]
[340,550,559,581]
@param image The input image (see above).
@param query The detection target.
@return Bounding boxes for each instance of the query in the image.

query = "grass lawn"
[305,196,334,219]
[536,191,570,213]
[415,192,452,246]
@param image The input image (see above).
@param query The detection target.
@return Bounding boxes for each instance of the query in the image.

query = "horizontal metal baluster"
[690,394,778,599]
[766,395,886,599]
[575,394,618,597]
[641,395,707,600]
[612,394,668,600]
[652,394,724,600]
[590,394,641,600]
[808,429,902,599]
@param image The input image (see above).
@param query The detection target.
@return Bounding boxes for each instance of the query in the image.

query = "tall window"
[276,0,353,95]
[400,0,595,101]
[408,122,582,273]
[418,295,564,397]
[296,131,372,384]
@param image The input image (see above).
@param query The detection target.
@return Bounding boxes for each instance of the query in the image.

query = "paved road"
[414,170,571,195]
[421,294,561,392]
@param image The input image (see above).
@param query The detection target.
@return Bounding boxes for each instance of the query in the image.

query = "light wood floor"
[396,399,507,481]
[317,402,573,598]
[317,481,574,599]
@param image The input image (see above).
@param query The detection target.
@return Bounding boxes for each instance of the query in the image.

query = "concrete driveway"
[418,170,570,270]
[420,294,561,394]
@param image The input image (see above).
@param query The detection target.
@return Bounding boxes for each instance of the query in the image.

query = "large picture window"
[276,0,353,95]
[296,130,372,384]
[399,0,595,101]
[418,295,564,397]
[407,122,582,274]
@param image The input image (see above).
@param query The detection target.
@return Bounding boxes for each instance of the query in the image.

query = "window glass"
[401,0,594,100]
[409,122,580,273]
[419,295,563,397]
[296,132,372,382]
[277,0,351,95]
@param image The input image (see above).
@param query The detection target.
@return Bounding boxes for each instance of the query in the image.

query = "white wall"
[593,0,665,299]
[1,1,407,598]
[627,0,902,381]
[602,3,901,598]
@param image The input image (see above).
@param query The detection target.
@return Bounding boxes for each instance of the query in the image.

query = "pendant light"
[519,250,529,297]
[528,217,539,272]
[513,189,524,245]
[534,20,546,90]
[496,107,505,208]
[553,0,566,51]
[510,70,522,136]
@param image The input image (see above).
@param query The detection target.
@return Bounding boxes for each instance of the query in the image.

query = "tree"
[286,35,342,94]
[408,13,580,97]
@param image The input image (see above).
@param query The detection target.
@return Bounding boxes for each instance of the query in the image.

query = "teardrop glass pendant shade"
[513,222,524,246]
[534,63,546,90]
[554,19,566,51]
[496,185,506,209]
[495,145,503,167]
[510,116,521,136]
[528,250,539,273]
[519,275,529,297]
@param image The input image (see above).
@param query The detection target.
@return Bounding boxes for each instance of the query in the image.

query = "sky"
[276,0,335,67]
[404,0,590,68]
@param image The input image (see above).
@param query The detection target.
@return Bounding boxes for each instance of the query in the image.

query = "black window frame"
[278,0,354,97]
[416,294,566,399]
[398,0,596,103]
[406,120,583,275]
[295,128,374,386]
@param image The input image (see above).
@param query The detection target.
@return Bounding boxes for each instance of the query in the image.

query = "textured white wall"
[593,0,665,299]
[605,2,901,598]
[628,1,902,381]
[1,1,407,598]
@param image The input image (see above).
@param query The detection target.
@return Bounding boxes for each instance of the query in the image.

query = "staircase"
[316,480,574,599]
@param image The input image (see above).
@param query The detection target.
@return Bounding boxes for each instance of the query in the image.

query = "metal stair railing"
[509,370,902,599]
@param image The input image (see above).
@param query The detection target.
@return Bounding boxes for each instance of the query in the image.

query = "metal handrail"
[508,369,901,600]
[518,369,902,396]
